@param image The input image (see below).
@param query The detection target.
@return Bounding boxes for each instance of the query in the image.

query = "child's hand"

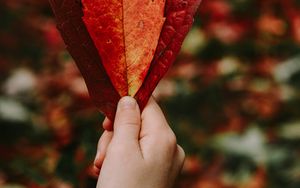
[94,96,185,188]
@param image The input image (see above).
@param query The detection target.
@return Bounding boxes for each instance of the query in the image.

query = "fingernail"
[119,96,136,110]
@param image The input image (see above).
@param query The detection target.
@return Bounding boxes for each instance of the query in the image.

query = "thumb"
[113,96,141,142]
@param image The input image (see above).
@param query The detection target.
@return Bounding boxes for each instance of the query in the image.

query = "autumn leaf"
[49,0,202,119]
[136,0,202,110]
[82,0,166,97]
[49,0,120,119]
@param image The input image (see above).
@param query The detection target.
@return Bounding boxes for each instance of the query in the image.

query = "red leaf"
[136,0,202,110]
[49,0,120,119]
[49,0,201,120]
[82,0,166,97]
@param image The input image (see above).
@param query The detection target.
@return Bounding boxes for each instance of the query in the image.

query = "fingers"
[139,97,179,161]
[112,96,141,144]
[102,117,113,131]
[94,130,113,174]
[140,97,169,137]
[95,96,141,171]
[173,145,185,174]
[168,145,185,187]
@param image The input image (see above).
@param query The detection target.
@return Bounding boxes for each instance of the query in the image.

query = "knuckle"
[177,145,186,163]
[117,115,140,127]
[123,121,139,128]
[167,130,177,144]
[164,131,177,152]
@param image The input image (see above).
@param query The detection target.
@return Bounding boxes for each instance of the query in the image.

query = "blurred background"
[0,0,300,187]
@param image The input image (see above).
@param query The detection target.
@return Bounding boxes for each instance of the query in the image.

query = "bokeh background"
[1,0,300,187]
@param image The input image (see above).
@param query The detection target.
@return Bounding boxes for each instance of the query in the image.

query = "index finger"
[139,97,178,162]
[140,97,170,137]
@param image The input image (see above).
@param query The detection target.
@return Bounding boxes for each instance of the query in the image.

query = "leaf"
[136,0,202,110]
[49,0,202,120]
[49,0,120,119]
[82,0,166,97]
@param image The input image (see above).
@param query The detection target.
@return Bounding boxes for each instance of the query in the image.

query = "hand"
[93,96,185,188]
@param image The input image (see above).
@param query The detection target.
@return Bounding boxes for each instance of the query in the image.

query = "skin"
[93,96,185,188]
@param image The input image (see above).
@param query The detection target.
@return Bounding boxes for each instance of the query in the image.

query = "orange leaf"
[49,0,202,119]
[82,0,166,96]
